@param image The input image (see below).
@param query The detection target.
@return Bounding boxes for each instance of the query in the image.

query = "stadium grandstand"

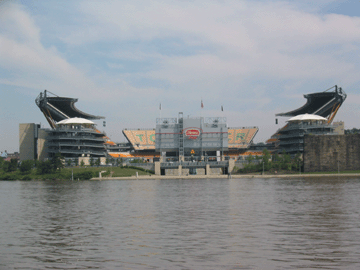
[267,85,347,151]
[35,90,117,148]
[120,123,258,161]
[227,127,258,148]
[122,129,156,150]
[35,90,259,161]
[276,85,347,123]
[35,90,104,129]
[122,127,258,152]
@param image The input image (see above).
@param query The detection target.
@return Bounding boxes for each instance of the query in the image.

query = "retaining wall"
[304,134,360,172]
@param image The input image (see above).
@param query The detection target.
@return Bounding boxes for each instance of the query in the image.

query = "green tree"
[4,159,18,172]
[293,152,302,171]
[34,159,40,168]
[271,152,281,171]
[51,153,64,172]
[117,158,123,166]
[67,159,72,167]
[130,158,143,164]
[242,154,258,173]
[262,149,271,171]
[90,157,94,166]
[80,160,85,167]
[20,160,34,174]
[246,154,254,165]
[95,158,100,166]
[280,150,292,170]
[0,157,4,170]
[36,160,53,174]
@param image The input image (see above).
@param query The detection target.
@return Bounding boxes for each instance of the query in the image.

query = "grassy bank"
[2,166,360,181]
[306,170,360,175]
[0,166,154,180]
[233,169,360,176]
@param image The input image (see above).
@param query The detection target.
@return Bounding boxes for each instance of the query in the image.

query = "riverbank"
[91,173,360,180]
[0,166,153,180]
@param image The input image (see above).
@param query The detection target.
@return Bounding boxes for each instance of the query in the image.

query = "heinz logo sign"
[184,128,201,139]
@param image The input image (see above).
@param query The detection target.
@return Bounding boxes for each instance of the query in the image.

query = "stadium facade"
[268,85,347,155]
[46,118,107,158]
[122,122,258,161]
[20,86,347,165]
[156,113,228,160]
[20,90,259,163]
[277,114,335,155]
[275,85,347,121]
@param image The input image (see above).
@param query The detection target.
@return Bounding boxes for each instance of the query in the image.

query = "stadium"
[267,85,347,153]
[17,86,347,174]
[34,90,259,162]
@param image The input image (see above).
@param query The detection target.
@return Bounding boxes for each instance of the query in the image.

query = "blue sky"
[1,0,360,152]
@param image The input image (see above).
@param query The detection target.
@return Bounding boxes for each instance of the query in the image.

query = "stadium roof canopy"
[57,118,95,125]
[276,85,346,122]
[35,90,104,129]
[287,114,327,122]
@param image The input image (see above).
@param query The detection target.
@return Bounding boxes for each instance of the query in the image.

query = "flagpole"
[159,103,162,121]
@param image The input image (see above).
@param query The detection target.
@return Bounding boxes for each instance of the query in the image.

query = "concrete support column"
[206,164,210,175]
[155,162,161,175]
[179,155,184,162]
[228,159,235,173]
[178,165,182,176]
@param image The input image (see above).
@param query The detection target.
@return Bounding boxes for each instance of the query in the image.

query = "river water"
[1,177,360,270]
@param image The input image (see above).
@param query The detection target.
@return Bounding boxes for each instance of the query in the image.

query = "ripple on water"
[0,178,360,269]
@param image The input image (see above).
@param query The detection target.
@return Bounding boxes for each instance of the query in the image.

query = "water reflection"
[0,178,359,269]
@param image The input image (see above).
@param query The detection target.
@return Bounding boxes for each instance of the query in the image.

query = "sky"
[1,0,360,153]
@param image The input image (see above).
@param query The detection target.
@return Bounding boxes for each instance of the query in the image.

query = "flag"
[221,105,223,111]
[159,103,161,110]
[201,100,204,109]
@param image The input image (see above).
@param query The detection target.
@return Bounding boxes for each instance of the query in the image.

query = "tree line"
[344,128,360,134]
[0,153,63,174]
[235,149,302,174]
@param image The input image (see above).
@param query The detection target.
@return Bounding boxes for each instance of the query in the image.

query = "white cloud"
[1,0,360,152]
[0,3,96,97]
[57,0,360,90]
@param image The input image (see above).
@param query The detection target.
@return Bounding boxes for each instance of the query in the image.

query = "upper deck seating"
[123,129,156,150]
[228,127,259,149]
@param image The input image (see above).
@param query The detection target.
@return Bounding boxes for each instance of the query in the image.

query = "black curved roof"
[276,86,347,118]
[36,90,104,123]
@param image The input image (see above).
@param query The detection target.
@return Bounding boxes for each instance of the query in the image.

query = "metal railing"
[282,124,333,132]
[161,161,229,168]
[125,163,155,170]
[47,149,106,155]
[278,146,304,153]
[278,139,303,146]
[47,142,106,148]
[123,128,156,131]
[279,131,334,139]
[46,127,101,133]
[48,135,105,141]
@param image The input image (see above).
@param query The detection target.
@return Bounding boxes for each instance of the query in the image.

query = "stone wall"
[37,129,49,161]
[19,123,36,161]
[304,134,360,172]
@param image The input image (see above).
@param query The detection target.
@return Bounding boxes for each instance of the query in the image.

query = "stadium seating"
[228,128,259,148]
[108,153,134,158]
[123,130,156,150]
